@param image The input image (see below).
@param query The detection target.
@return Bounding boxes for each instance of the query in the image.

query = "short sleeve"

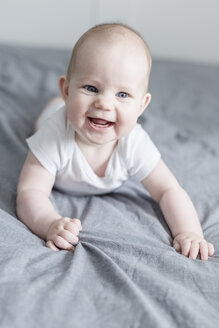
[26,108,69,176]
[125,124,161,181]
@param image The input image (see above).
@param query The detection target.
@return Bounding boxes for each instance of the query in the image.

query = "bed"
[0,43,219,328]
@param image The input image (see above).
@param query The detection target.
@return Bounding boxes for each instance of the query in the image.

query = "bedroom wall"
[0,0,218,65]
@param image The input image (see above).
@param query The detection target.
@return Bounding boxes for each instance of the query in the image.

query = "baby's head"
[59,23,153,146]
[66,23,152,93]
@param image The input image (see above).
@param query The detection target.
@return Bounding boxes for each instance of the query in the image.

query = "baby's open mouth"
[88,117,114,128]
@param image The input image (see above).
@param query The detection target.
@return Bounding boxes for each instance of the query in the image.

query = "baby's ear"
[139,92,151,116]
[59,75,69,100]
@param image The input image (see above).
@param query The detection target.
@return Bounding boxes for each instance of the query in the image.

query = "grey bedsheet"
[0,44,219,328]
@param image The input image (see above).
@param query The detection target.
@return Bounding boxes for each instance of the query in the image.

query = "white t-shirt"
[27,105,161,195]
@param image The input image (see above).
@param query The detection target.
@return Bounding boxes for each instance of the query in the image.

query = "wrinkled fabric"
[0,44,219,328]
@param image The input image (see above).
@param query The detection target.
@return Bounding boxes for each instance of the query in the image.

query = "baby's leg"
[34,96,64,132]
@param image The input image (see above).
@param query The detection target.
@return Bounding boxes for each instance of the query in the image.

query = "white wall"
[0,0,92,49]
[0,0,218,65]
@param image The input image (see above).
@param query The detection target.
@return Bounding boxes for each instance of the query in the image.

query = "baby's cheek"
[67,107,80,127]
[118,112,138,135]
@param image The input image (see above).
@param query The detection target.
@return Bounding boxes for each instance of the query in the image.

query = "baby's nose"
[94,96,113,111]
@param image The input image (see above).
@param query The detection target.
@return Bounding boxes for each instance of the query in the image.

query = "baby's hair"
[66,23,152,85]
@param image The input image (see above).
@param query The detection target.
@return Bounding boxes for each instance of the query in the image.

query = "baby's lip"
[87,117,115,129]
[88,117,115,124]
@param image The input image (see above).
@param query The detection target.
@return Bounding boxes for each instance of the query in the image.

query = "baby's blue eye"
[117,92,128,98]
[84,85,98,93]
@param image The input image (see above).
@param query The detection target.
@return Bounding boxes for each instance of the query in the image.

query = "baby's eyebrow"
[116,85,137,95]
[118,86,133,92]
[77,77,101,85]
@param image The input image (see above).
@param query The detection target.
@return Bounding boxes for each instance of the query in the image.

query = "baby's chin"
[75,131,118,147]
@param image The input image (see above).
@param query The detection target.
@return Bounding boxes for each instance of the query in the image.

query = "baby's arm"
[142,159,214,260]
[16,151,82,251]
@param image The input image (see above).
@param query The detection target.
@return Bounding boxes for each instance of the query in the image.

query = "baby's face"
[62,34,151,147]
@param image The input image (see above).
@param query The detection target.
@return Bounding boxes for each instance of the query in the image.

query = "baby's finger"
[199,241,208,261]
[58,229,79,245]
[72,218,82,231]
[62,217,72,223]
[64,222,80,235]
[53,235,75,252]
[46,240,60,252]
[208,242,215,256]
[181,240,191,257]
[188,240,199,259]
[173,240,181,252]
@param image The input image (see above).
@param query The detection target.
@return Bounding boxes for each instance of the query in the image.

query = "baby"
[16,23,214,260]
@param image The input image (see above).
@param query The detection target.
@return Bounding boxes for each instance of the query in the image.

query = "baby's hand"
[173,232,214,260]
[46,217,82,252]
